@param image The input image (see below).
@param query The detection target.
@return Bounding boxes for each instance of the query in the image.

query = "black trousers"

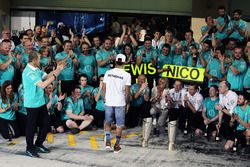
[93,109,105,128]
[0,117,20,139]
[179,108,203,131]
[125,102,151,128]
[16,112,27,136]
[26,105,49,150]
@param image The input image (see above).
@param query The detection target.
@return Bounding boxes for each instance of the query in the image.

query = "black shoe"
[25,149,40,158]
[35,145,50,153]
[70,128,80,134]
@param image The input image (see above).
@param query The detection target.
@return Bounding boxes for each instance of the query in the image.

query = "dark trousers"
[26,105,49,150]
[125,102,151,128]
[221,114,235,140]
[168,107,183,122]
[0,117,20,139]
[16,112,27,136]
[179,108,203,131]
[49,110,63,129]
[93,109,105,128]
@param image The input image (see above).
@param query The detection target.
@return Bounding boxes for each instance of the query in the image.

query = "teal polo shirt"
[55,51,77,81]
[228,19,247,41]
[227,58,247,91]
[204,97,219,122]
[22,64,46,108]
[96,49,116,77]
[78,54,96,82]
[172,54,187,66]
[45,94,59,114]
[233,105,250,131]
[80,85,94,110]
[93,87,105,111]
[61,96,84,121]
[0,53,15,86]
[243,66,250,92]
[215,16,229,40]
[136,46,157,64]
[130,83,150,107]
[0,93,18,120]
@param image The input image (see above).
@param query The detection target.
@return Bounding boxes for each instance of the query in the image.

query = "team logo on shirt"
[208,109,216,117]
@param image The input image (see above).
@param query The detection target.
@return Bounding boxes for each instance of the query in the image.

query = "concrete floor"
[0,127,249,167]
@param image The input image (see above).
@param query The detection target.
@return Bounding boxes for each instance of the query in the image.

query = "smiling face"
[5,84,12,96]
[72,88,81,99]
[81,43,89,55]
[234,47,242,60]
[80,76,88,87]
[103,39,112,51]
[0,42,11,55]
[45,84,54,94]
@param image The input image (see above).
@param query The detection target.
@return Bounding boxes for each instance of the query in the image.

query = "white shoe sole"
[114,149,121,153]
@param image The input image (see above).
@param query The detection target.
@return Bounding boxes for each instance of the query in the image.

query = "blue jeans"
[105,105,125,127]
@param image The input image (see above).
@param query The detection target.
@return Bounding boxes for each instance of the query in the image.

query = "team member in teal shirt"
[93,75,105,128]
[136,38,157,65]
[22,51,65,158]
[20,38,34,69]
[187,44,206,68]
[0,81,20,139]
[78,42,97,84]
[55,40,79,96]
[224,92,250,151]
[205,46,226,87]
[200,16,215,42]
[126,74,150,128]
[201,85,219,137]
[227,9,247,42]
[172,43,187,66]
[226,46,247,91]
[243,42,250,93]
[0,40,19,86]
[215,6,230,41]
[96,38,116,77]
[61,86,94,134]
[39,46,51,71]
[44,83,65,133]
[180,30,199,51]
[79,74,94,114]
[157,43,173,68]
[14,33,29,55]
[157,43,173,77]
[200,40,212,63]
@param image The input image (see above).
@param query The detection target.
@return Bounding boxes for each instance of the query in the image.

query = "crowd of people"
[0,6,250,156]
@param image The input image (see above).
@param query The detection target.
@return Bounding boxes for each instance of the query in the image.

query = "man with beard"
[224,46,247,92]
[55,40,79,96]
[224,92,250,152]
[96,38,116,77]
[227,9,247,43]
[215,6,230,42]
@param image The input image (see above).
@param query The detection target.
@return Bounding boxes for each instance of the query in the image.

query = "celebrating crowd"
[0,6,250,156]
